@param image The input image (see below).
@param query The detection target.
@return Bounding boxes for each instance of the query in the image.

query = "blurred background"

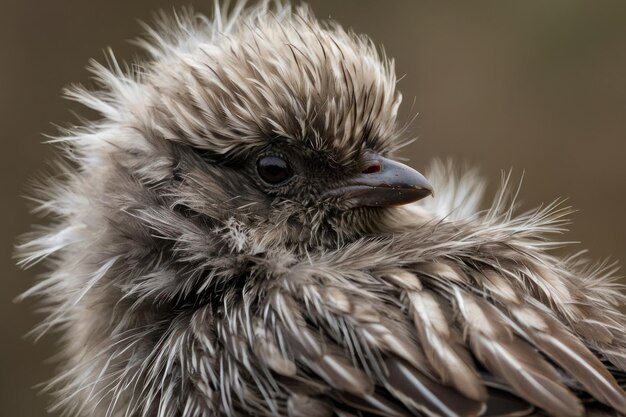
[2,1,625,415]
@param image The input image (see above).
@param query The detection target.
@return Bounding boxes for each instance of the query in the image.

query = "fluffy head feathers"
[57,2,419,249]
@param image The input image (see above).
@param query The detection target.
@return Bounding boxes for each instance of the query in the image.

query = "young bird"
[18,2,626,417]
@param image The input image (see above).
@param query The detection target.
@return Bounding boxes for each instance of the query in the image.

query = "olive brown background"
[2,1,625,416]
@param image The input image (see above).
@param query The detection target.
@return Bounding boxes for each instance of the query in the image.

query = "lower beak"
[324,153,434,208]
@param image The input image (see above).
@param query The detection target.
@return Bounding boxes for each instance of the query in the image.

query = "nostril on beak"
[361,162,382,174]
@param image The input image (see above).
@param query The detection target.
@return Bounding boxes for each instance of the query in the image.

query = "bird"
[16,2,626,417]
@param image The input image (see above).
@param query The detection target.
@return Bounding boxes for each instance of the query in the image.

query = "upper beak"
[324,153,434,208]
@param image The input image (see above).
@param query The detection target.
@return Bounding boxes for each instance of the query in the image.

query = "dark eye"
[257,155,291,184]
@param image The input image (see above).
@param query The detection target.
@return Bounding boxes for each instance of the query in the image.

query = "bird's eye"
[257,155,291,184]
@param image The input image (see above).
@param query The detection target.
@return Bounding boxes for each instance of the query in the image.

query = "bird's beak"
[324,153,434,208]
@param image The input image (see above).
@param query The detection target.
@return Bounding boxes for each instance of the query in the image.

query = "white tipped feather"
[455,290,584,417]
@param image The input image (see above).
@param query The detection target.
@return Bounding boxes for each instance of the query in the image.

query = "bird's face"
[187,137,433,248]
[97,7,432,250]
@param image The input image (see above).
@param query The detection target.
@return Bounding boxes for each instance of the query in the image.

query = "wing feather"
[388,269,486,401]
[455,289,584,417]
[512,305,626,413]
[384,358,484,417]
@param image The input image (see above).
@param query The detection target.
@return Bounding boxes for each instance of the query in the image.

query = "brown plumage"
[17,2,626,417]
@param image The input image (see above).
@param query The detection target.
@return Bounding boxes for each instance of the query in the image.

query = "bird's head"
[71,4,432,252]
